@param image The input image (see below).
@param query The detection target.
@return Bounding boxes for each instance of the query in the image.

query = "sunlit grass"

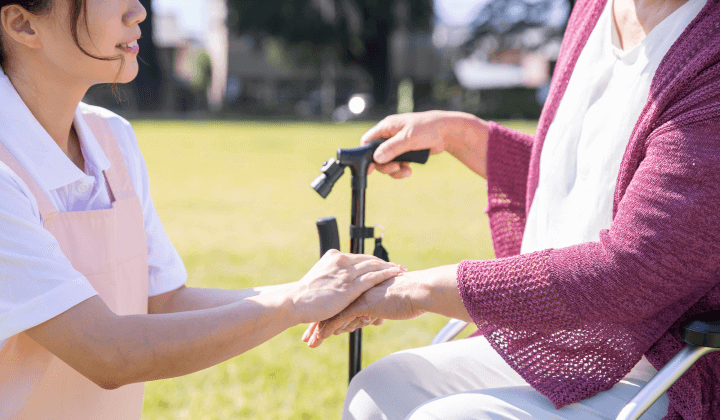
[135,119,537,420]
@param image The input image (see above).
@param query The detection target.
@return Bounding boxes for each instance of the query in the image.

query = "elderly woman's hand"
[302,273,426,347]
[361,111,490,179]
[301,265,472,348]
[290,250,406,325]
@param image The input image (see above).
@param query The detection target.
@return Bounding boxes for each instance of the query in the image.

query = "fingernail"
[401,265,408,271]
[302,329,310,341]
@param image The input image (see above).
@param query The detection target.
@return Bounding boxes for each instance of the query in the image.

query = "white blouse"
[521,0,706,254]
[0,70,187,349]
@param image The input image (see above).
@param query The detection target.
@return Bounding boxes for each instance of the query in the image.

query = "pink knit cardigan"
[456,0,720,418]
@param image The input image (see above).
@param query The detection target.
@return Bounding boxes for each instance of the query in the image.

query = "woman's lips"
[116,40,139,54]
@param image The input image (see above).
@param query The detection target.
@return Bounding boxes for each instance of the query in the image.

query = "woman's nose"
[124,0,147,26]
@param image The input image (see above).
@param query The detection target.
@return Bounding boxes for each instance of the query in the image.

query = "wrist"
[275,282,304,327]
[441,113,489,178]
[415,264,469,320]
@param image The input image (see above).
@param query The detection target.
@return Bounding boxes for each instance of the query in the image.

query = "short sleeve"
[105,116,188,297]
[0,163,98,344]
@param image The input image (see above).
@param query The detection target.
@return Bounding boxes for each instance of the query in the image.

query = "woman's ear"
[1,5,41,50]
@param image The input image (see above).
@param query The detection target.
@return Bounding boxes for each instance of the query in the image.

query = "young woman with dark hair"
[0,1,404,419]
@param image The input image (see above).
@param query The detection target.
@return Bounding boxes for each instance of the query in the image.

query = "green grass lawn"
[133,119,537,420]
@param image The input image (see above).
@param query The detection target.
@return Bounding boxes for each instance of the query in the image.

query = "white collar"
[0,69,110,192]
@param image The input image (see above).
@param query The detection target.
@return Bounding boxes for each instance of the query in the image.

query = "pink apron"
[0,114,149,420]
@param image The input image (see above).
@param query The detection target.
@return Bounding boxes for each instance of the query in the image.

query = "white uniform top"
[0,69,187,349]
[521,0,706,254]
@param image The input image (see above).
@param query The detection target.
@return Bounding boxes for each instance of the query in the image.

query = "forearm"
[28,251,401,388]
[150,284,292,314]
[104,291,297,388]
[59,293,298,389]
[441,112,489,179]
[415,264,473,322]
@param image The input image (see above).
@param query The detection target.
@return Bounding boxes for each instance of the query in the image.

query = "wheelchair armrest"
[431,319,469,345]
[682,310,720,348]
[617,311,720,420]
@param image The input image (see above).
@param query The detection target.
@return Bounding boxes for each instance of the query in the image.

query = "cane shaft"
[349,181,365,383]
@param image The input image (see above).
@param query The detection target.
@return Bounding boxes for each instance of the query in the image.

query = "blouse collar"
[0,68,110,192]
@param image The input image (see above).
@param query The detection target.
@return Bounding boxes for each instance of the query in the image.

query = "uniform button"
[77,183,90,193]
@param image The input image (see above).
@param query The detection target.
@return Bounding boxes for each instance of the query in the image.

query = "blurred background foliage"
[86,0,571,121]
[229,0,434,107]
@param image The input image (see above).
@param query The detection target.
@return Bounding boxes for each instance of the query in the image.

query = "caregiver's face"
[32,0,146,84]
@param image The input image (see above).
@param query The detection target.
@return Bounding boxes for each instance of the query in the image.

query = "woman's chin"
[115,65,139,84]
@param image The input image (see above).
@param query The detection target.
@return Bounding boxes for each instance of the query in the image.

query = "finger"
[338,318,365,334]
[360,116,404,145]
[367,163,375,175]
[389,167,412,180]
[339,262,402,290]
[357,268,403,291]
[341,252,399,266]
[350,265,403,293]
[373,161,403,175]
[346,317,373,333]
[317,311,358,340]
[372,318,385,326]
[308,328,326,347]
[309,330,328,348]
[374,132,417,164]
[350,258,404,278]
[302,322,318,342]
[335,321,351,334]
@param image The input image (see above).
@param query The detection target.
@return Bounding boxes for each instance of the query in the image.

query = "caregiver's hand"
[289,250,406,324]
[362,111,490,179]
[302,265,472,348]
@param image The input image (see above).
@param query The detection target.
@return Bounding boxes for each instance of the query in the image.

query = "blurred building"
[389,0,440,112]
[224,35,372,118]
[83,0,570,120]
[431,0,569,119]
[205,0,229,112]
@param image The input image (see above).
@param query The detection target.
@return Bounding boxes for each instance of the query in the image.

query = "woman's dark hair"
[0,0,122,73]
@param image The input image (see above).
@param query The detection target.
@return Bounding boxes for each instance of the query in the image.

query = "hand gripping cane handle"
[317,217,341,257]
[392,149,430,164]
[368,139,430,165]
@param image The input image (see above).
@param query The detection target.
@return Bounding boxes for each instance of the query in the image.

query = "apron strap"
[82,114,137,202]
[0,141,58,221]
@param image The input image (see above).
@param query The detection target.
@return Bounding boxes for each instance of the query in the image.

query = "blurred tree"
[132,0,163,111]
[227,0,433,107]
[469,0,569,42]
[464,0,571,53]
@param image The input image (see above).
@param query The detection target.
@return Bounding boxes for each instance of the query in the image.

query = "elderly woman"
[303,0,720,418]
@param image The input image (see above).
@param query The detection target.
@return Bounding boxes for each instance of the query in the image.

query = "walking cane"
[311,140,429,383]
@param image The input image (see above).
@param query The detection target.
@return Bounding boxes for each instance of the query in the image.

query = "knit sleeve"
[485,121,534,258]
[458,116,720,410]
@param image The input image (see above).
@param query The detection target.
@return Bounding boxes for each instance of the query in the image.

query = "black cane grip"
[392,149,430,164]
[317,217,340,257]
[367,139,430,165]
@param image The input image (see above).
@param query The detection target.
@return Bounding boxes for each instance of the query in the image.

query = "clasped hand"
[301,270,427,348]
[290,250,407,324]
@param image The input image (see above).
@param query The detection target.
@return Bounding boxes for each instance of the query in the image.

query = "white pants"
[343,336,669,420]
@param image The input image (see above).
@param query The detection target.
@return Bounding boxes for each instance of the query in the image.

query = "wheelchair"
[431,312,720,420]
